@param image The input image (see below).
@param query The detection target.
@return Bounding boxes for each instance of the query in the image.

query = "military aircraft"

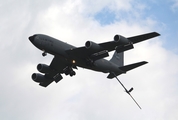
[29,32,160,109]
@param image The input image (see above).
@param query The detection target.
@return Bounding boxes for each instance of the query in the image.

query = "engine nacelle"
[32,73,48,83]
[114,35,130,45]
[37,64,52,73]
[85,41,102,52]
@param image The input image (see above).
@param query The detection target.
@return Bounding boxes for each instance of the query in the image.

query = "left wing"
[39,56,68,87]
[66,32,160,60]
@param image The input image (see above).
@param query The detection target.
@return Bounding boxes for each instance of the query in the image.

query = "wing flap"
[91,50,109,60]
[38,73,63,87]
[39,79,54,87]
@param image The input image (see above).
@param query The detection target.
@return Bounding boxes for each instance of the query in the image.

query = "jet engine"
[37,64,52,73]
[114,35,131,45]
[85,41,102,52]
[32,73,49,83]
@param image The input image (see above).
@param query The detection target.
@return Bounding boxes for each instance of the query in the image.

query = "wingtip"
[143,61,148,64]
[139,61,148,65]
[153,32,161,36]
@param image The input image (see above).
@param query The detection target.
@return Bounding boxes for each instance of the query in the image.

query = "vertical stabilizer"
[110,51,124,67]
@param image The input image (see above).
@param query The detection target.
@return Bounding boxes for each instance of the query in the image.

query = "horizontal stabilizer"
[107,61,148,78]
[119,61,148,72]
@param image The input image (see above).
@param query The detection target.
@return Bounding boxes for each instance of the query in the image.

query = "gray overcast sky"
[0,0,178,120]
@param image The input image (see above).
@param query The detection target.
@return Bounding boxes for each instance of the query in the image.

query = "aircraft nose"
[29,35,36,43]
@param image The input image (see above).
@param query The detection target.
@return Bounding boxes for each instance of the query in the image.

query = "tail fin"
[110,51,124,67]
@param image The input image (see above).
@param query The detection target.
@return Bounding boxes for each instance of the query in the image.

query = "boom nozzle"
[128,87,134,93]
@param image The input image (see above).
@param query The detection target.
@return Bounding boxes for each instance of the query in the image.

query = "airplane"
[29,32,160,109]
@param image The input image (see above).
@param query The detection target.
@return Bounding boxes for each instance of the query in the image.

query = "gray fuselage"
[30,34,122,74]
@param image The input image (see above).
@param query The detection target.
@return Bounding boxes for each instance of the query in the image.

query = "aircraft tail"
[108,51,148,79]
[107,61,148,78]
[110,51,124,67]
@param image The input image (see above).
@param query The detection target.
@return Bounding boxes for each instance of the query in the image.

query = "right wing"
[66,32,160,60]
[99,32,160,52]
[127,32,160,44]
